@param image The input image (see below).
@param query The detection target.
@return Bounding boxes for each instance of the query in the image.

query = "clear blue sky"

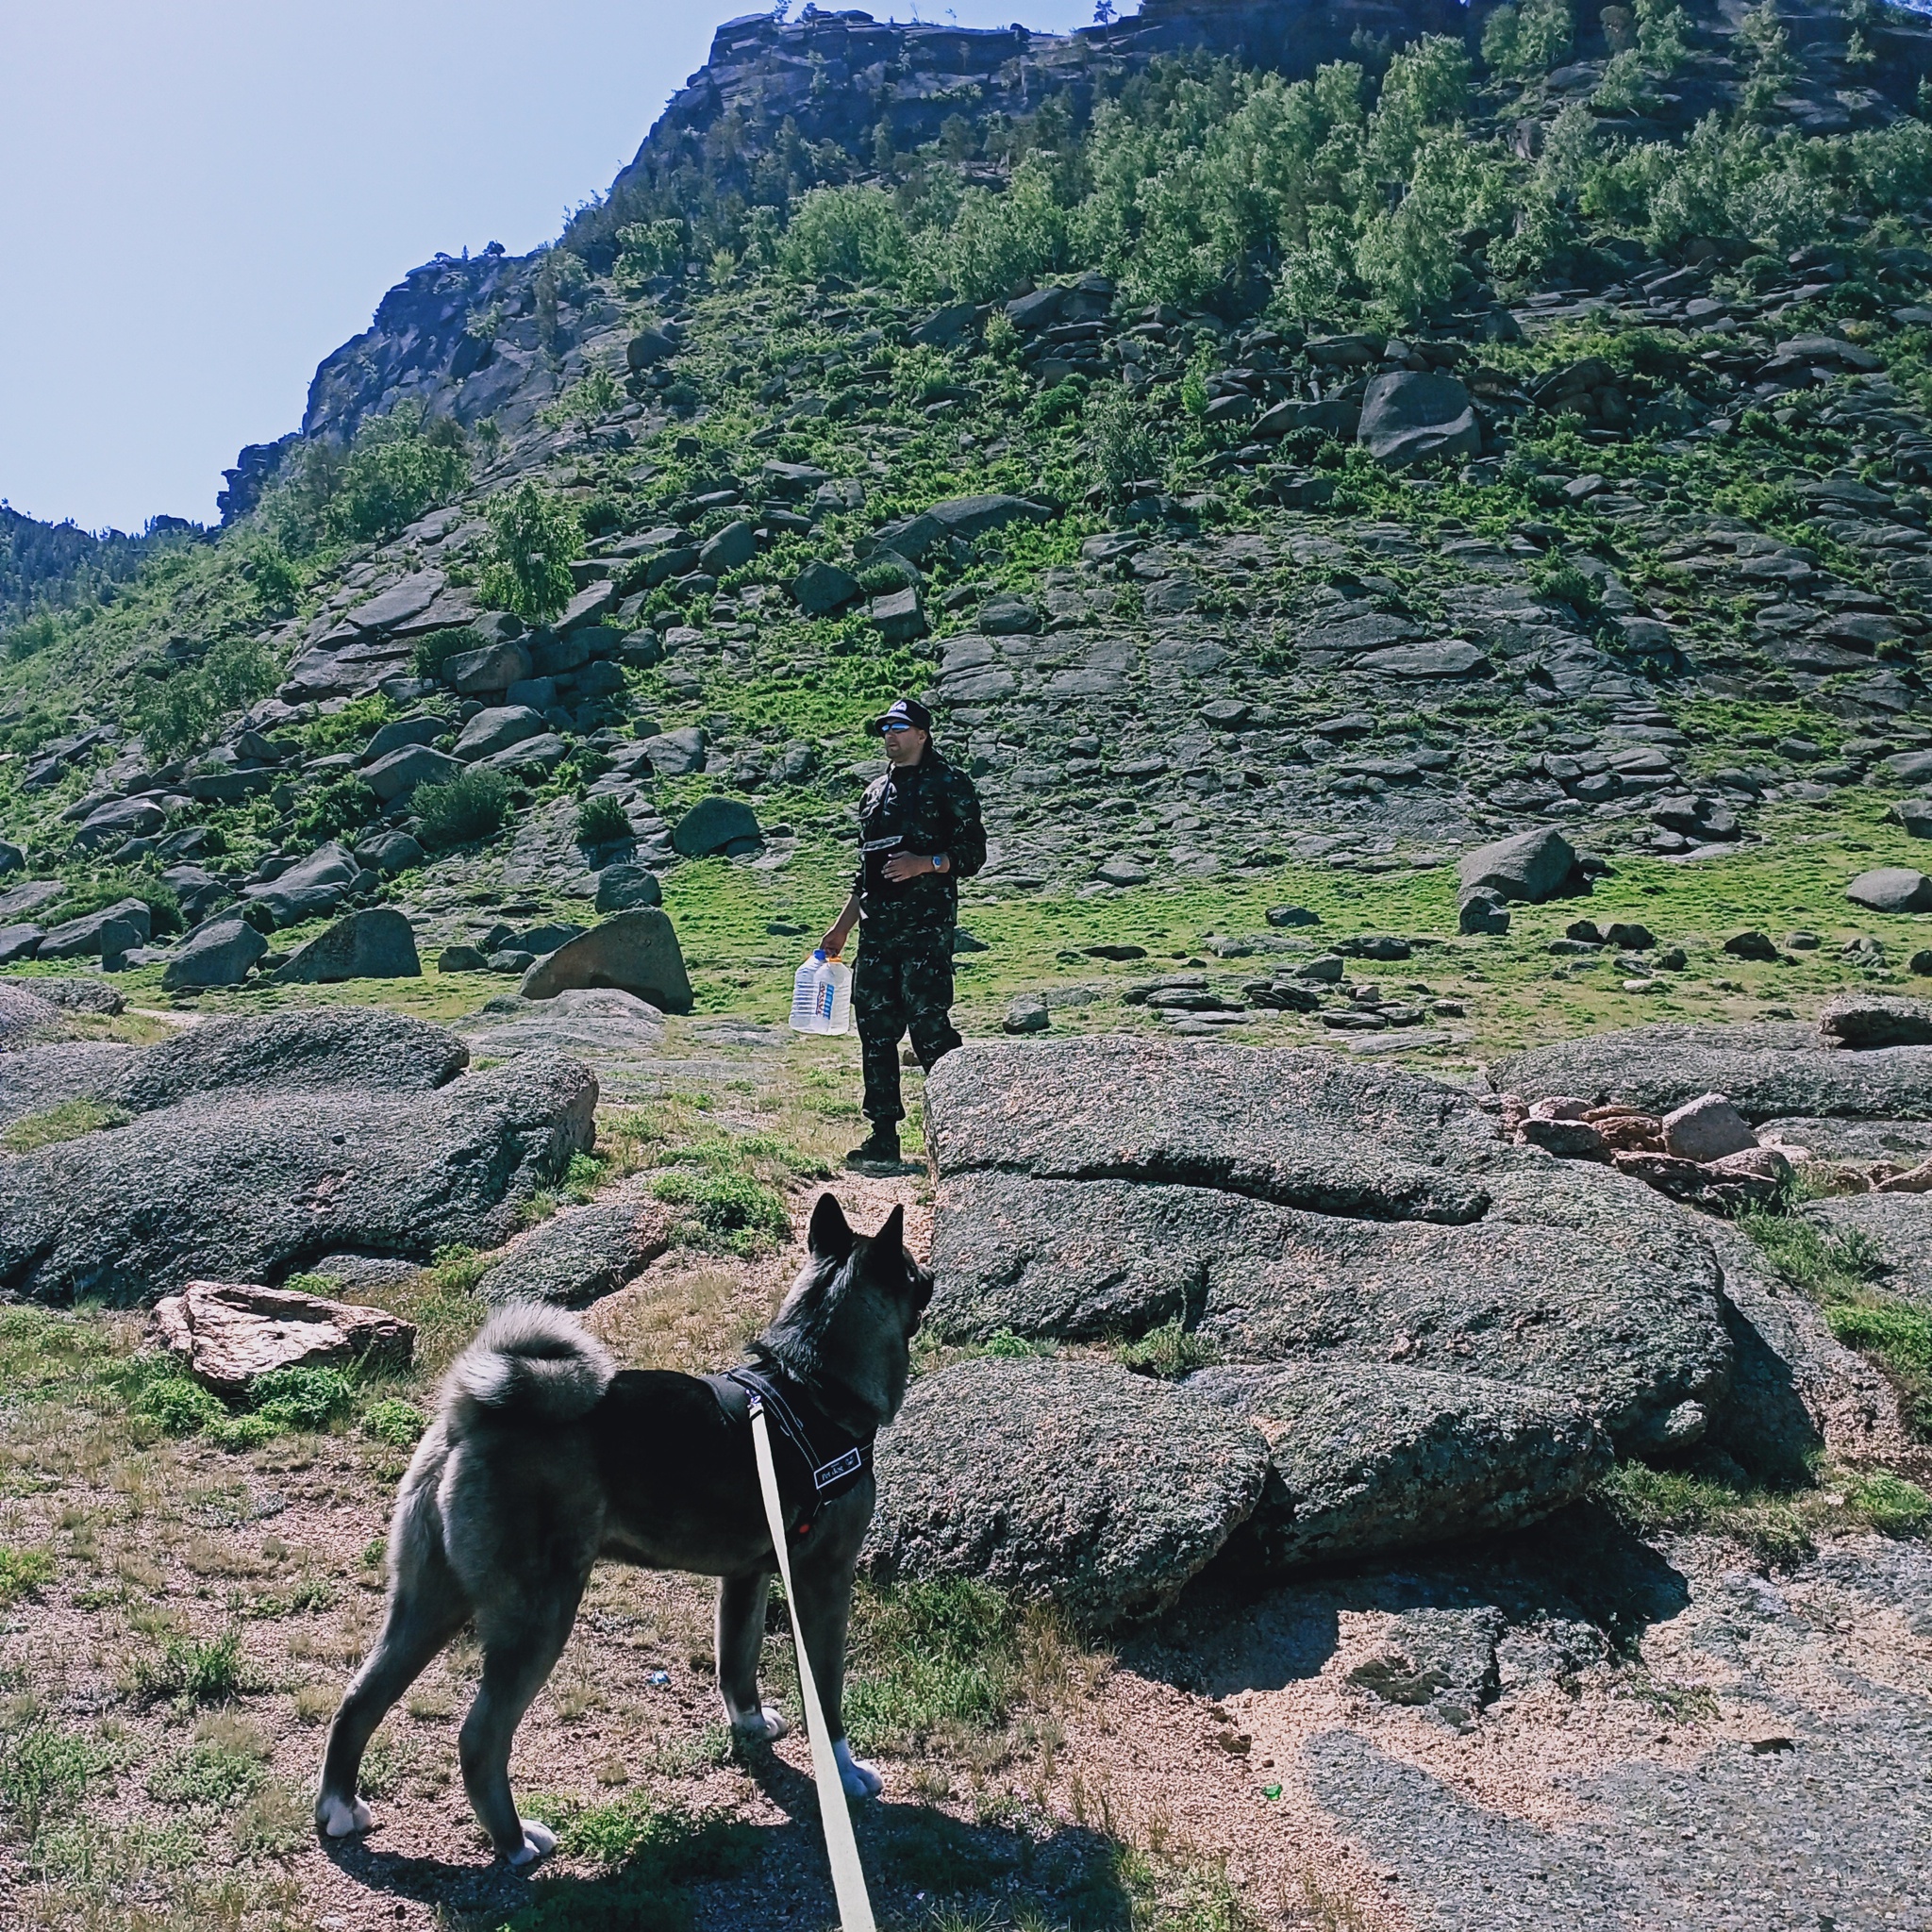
[1,0,1130,536]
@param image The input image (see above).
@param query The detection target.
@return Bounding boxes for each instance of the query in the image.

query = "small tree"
[480,483,579,624]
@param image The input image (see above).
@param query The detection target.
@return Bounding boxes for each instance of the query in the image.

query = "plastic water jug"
[789,950,852,1036]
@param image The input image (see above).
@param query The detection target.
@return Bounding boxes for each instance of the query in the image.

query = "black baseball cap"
[866,697,933,736]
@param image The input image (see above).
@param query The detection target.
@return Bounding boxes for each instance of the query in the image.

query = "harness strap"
[749,1398,877,1932]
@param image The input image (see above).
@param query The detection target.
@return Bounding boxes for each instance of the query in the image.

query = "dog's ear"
[869,1204,906,1268]
[808,1192,853,1262]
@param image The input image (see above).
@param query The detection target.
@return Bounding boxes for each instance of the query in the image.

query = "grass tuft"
[843,1578,1021,1755]
[129,1630,245,1706]
[1112,1319,1218,1380]
[0,1546,55,1607]
[1740,1202,1932,1438]
[0,1100,130,1154]
[1596,1459,1814,1568]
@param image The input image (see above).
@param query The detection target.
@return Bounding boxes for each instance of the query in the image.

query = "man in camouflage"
[819,697,987,1168]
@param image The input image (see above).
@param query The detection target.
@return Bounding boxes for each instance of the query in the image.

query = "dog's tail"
[443,1305,615,1440]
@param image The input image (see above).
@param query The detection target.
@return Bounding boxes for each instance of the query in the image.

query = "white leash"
[750,1401,877,1932]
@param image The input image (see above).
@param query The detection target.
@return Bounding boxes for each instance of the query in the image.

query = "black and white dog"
[316,1196,932,1866]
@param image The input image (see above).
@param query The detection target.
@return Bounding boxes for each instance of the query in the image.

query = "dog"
[315,1194,932,1867]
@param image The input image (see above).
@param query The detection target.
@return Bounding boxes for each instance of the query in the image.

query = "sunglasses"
[881,721,919,733]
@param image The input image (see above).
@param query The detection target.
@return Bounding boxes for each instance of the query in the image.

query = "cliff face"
[221,0,1932,511]
[240,0,1476,496]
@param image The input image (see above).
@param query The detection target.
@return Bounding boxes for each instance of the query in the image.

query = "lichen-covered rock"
[865,1357,1267,1629]
[1820,993,1932,1051]
[518,910,692,1013]
[924,1041,1737,1458]
[1188,1364,1608,1567]
[475,1195,673,1307]
[270,908,421,985]
[1802,1192,1932,1306]
[0,1010,579,1303]
[1499,1024,1932,1123]
[153,1278,414,1396]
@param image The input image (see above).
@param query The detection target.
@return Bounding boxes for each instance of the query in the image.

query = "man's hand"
[882,852,948,883]
[820,891,861,959]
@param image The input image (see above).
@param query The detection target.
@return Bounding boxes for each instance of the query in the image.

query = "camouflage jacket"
[852,749,987,947]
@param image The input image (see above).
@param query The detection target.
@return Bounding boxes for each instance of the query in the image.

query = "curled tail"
[443,1306,615,1440]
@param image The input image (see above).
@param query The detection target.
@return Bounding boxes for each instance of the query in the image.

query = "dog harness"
[707,1365,875,1546]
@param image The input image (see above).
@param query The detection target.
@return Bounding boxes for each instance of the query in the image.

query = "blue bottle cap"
[812,949,827,961]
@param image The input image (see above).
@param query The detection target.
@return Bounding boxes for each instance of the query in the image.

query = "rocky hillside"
[4,0,1932,1017]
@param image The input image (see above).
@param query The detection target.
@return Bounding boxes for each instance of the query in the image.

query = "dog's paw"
[834,1738,882,1800]
[316,1792,373,1839]
[507,1820,556,1871]
[732,1706,790,1745]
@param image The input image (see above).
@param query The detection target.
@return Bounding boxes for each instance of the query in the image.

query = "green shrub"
[361,1398,426,1447]
[133,1374,226,1438]
[480,482,580,623]
[134,635,278,762]
[322,407,469,545]
[779,186,913,287]
[415,768,511,847]
[542,368,623,434]
[1484,0,1574,76]
[0,1546,55,1607]
[576,792,633,846]
[146,1734,266,1809]
[412,625,485,679]
[246,1366,358,1434]
[1845,1470,1932,1537]
[293,773,377,843]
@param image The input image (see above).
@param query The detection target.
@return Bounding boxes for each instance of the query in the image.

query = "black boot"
[847,1125,901,1169]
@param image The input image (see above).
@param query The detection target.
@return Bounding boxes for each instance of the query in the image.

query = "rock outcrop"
[153,1278,415,1396]
[0,1009,594,1304]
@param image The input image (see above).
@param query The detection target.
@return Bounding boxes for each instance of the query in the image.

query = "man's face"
[881,724,927,766]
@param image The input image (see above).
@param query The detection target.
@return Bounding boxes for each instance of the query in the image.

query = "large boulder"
[362,743,461,802]
[460,987,667,1062]
[0,1048,595,1305]
[864,1357,1268,1628]
[0,841,22,878]
[1187,1364,1608,1565]
[1819,993,1932,1050]
[924,1040,1739,1457]
[153,1278,415,1397]
[74,798,166,851]
[242,843,359,927]
[117,1008,468,1113]
[271,908,421,984]
[455,706,545,761]
[1846,867,1932,914]
[640,726,708,776]
[160,916,267,991]
[475,1195,673,1307]
[1457,827,1577,903]
[792,560,860,616]
[673,797,760,858]
[443,639,534,696]
[519,910,692,1013]
[38,898,152,961]
[1357,372,1483,469]
[924,494,1054,541]
[1499,1024,1932,1123]
[594,864,662,913]
[698,520,757,576]
[0,926,42,965]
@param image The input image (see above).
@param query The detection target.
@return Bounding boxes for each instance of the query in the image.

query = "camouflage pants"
[853,935,960,1126]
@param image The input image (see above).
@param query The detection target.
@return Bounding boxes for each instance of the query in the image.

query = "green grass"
[1845,1470,1932,1536]
[0,1546,55,1606]
[502,1797,758,1932]
[128,1630,245,1706]
[144,1720,268,1809]
[0,1099,130,1154]
[360,1396,426,1447]
[643,1129,824,1257]
[0,1719,118,1844]
[843,1578,1021,1756]
[1740,1202,1932,1439]
[1595,1459,1816,1568]
[1112,1320,1218,1380]
[415,766,511,847]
